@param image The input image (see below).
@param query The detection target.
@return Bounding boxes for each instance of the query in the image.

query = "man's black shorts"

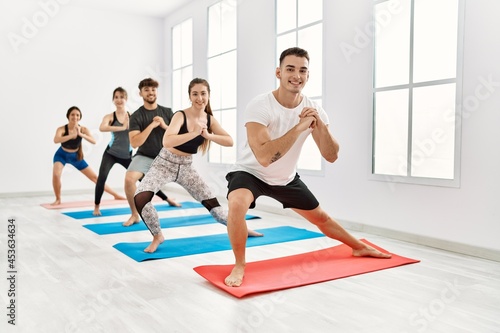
[226,171,319,210]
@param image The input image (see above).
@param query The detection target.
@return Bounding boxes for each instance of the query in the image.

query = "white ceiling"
[53,0,194,18]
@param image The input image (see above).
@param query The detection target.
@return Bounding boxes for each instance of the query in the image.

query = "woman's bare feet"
[166,197,182,207]
[247,229,263,237]
[93,206,102,216]
[144,234,165,253]
[352,243,392,259]
[50,199,61,206]
[224,264,245,287]
[122,215,140,227]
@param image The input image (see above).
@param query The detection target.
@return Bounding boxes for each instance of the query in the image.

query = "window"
[276,0,323,171]
[207,1,237,164]
[372,0,464,187]
[171,19,193,112]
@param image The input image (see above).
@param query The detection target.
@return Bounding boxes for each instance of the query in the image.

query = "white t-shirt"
[231,92,329,185]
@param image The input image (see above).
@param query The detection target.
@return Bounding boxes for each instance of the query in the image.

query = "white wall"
[0,1,166,196]
[1,0,498,259]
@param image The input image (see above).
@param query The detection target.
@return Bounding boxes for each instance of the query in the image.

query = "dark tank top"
[61,124,82,150]
[173,111,211,154]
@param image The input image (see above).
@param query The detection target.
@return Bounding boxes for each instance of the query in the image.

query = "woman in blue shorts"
[51,106,125,205]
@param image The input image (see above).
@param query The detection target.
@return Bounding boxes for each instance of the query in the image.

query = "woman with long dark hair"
[134,78,262,253]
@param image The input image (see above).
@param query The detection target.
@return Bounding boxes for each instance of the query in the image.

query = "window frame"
[370,0,465,188]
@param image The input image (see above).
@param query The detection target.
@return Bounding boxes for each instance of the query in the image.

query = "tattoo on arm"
[270,152,282,163]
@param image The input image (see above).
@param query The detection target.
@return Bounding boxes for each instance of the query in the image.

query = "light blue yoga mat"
[63,201,203,219]
[113,226,324,262]
[83,214,261,235]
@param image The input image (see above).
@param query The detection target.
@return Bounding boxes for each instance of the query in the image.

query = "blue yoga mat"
[113,226,324,262]
[63,201,203,219]
[83,214,261,235]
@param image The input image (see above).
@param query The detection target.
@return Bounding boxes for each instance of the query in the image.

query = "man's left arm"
[311,116,339,163]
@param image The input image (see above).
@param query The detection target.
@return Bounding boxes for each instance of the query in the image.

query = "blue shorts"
[226,171,319,210]
[53,146,89,171]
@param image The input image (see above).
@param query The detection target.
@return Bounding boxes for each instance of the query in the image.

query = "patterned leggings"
[134,148,227,236]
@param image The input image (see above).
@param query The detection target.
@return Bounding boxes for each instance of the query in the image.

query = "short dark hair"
[138,78,159,90]
[279,47,310,66]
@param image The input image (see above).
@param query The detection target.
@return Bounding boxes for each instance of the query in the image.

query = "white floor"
[1,191,499,333]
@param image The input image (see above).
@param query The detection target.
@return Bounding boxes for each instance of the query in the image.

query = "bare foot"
[247,229,263,237]
[92,206,102,216]
[114,194,126,200]
[166,197,182,207]
[144,234,165,253]
[50,199,61,206]
[224,264,245,287]
[353,243,392,259]
[122,215,140,227]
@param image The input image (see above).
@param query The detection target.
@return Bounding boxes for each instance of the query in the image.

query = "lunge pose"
[224,47,392,287]
[123,78,180,226]
[51,106,125,206]
[93,87,177,216]
[134,78,262,253]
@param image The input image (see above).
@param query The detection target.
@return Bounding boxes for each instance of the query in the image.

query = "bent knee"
[228,189,253,211]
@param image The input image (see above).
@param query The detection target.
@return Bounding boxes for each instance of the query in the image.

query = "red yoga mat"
[193,239,419,298]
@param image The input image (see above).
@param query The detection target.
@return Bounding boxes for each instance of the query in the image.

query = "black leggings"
[94,149,169,205]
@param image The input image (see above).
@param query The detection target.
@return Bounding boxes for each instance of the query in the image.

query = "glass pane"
[373,89,409,176]
[180,66,193,110]
[374,0,411,88]
[172,25,181,69]
[277,0,296,34]
[181,19,193,67]
[220,1,237,52]
[411,83,456,179]
[298,0,322,26]
[208,4,222,56]
[413,0,458,83]
[298,23,322,97]
[219,51,237,109]
[221,109,237,164]
[208,57,223,110]
[172,66,193,111]
[209,110,237,164]
[172,69,182,111]
[208,110,222,163]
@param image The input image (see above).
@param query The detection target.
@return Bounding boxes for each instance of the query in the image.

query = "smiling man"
[123,78,181,227]
[223,47,392,287]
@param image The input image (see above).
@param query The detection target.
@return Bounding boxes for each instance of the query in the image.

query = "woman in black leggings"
[93,87,175,216]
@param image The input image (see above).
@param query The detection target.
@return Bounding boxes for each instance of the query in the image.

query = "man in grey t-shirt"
[123,78,180,227]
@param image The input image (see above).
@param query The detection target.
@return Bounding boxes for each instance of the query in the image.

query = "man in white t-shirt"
[224,47,392,287]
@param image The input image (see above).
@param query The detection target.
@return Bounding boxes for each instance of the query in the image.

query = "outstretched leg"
[81,167,125,201]
[292,206,391,259]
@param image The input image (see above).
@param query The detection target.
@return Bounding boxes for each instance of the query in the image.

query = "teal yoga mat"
[83,214,261,235]
[63,201,203,219]
[113,226,324,262]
